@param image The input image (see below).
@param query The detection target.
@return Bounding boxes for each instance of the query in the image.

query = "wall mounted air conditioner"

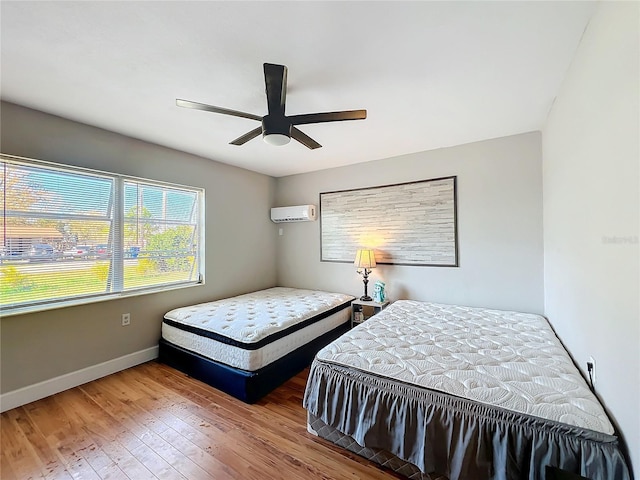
[270,205,317,223]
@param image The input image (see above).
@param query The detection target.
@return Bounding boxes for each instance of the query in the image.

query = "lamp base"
[360,295,373,301]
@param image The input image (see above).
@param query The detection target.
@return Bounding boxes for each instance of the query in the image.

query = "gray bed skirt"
[308,412,448,480]
[303,360,630,480]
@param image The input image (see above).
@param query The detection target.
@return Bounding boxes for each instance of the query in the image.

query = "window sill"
[0,280,205,318]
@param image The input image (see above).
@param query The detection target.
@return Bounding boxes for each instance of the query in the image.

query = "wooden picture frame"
[320,176,458,266]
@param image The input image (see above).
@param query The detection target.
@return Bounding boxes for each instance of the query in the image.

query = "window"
[0,154,204,315]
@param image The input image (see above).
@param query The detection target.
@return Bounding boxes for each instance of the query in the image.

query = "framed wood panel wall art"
[320,176,458,266]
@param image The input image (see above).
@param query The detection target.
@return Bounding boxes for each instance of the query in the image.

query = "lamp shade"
[354,249,376,269]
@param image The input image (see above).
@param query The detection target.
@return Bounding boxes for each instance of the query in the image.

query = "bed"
[303,300,630,480]
[159,287,354,403]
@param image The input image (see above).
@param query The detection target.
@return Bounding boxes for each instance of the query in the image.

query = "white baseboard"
[0,346,159,413]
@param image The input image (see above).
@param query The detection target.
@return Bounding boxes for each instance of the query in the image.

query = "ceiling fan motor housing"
[262,114,291,145]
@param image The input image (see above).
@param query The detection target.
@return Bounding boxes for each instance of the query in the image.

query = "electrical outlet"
[122,313,131,326]
[587,356,596,386]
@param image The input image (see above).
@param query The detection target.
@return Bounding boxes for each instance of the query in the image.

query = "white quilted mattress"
[316,300,614,435]
[163,287,353,371]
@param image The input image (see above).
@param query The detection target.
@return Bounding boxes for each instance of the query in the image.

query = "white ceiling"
[1,1,596,177]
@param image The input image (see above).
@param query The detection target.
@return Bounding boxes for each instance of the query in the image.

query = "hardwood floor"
[1,361,403,479]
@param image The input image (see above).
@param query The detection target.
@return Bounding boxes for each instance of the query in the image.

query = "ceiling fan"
[176,63,367,149]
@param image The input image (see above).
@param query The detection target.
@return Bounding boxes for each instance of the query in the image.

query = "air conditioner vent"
[270,205,317,223]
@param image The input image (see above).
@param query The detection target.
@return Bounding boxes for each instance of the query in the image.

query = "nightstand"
[351,299,390,328]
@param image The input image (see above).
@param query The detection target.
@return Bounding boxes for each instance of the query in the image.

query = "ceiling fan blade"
[264,63,287,116]
[291,127,322,149]
[289,109,367,126]
[176,99,262,122]
[230,126,263,145]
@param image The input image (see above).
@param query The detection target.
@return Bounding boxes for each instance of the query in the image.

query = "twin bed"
[159,288,630,479]
[159,287,353,403]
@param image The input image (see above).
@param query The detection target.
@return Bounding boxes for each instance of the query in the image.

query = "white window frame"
[0,154,205,316]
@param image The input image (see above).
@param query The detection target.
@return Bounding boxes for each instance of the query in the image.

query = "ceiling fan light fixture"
[263,133,291,146]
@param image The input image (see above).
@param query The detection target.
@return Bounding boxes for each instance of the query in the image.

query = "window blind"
[0,155,204,314]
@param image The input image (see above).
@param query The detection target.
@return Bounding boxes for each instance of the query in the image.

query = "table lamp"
[354,249,376,301]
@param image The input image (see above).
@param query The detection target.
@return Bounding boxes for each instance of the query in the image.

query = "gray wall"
[542,2,639,477]
[275,132,544,314]
[0,101,278,393]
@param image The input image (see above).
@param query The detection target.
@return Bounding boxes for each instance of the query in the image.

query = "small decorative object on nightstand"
[373,280,386,303]
[351,299,390,328]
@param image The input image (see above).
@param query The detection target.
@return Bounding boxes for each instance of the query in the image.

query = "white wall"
[542,2,639,477]
[276,132,544,314]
